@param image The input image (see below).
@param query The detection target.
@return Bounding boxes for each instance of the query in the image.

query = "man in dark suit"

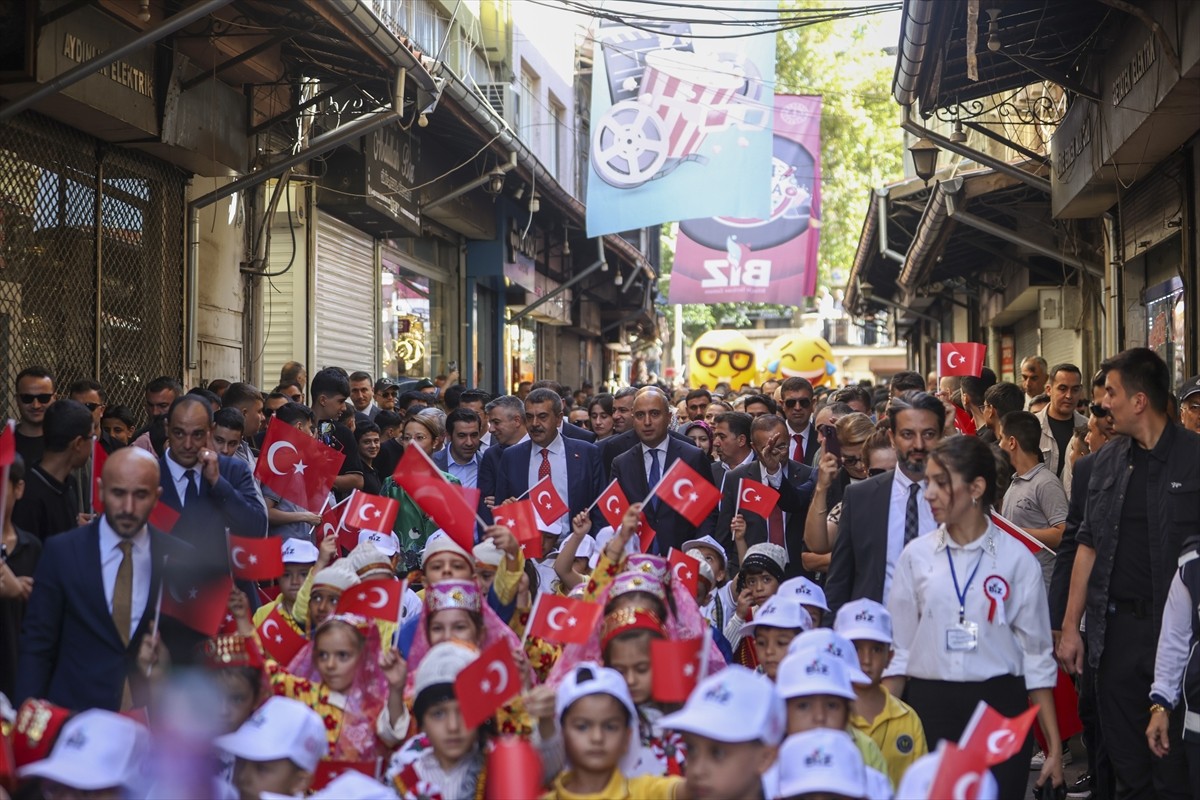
[477,395,528,523]
[824,392,945,614]
[611,387,716,554]
[157,395,267,571]
[495,389,604,536]
[602,391,693,478]
[17,448,197,710]
[716,415,815,576]
[530,380,597,444]
[780,377,820,466]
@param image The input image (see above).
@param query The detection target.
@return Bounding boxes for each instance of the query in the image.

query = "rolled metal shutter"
[1013,314,1040,367]
[314,212,376,374]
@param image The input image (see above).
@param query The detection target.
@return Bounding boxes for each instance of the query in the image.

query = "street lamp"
[908,137,939,184]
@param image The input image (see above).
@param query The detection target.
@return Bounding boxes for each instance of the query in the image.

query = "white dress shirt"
[99,516,152,635]
[641,440,670,489]
[885,469,935,601]
[787,422,811,459]
[527,433,570,535]
[164,450,201,506]
[886,520,1058,690]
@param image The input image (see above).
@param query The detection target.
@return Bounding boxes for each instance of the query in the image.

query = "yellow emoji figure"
[689,329,758,390]
[764,334,837,387]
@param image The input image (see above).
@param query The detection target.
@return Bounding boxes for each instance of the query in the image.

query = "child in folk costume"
[722,543,788,669]
[385,642,491,800]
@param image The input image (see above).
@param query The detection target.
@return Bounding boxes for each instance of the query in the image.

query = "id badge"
[945,621,979,652]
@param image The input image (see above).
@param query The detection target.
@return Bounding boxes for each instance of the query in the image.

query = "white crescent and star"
[261,619,282,643]
[357,503,379,523]
[947,351,966,368]
[672,478,695,501]
[672,562,693,582]
[365,586,390,609]
[953,773,981,800]
[265,440,298,476]
[230,547,248,569]
[535,490,553,509]
[546,606,568,631]
[483,661,509,695]
[986,730,1014,755]
[605,495,621,513]
[740,487,760,503]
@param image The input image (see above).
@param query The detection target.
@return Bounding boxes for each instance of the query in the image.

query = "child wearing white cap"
[835,599,927,787]
[682,535,735,635]
[545,663,682,799]
[214,696,329,800]
[776,729,869,800]
[777,576,830,627]
[660,665,786,799]
[253,538,320,629]
[737,594,813,680]
[725,542,788,669]
[19,708,151,799]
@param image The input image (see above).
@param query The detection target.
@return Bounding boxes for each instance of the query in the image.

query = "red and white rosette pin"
[983,575,1010,624]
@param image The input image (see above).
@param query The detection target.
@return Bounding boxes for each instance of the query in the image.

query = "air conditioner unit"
[482,83,510,123]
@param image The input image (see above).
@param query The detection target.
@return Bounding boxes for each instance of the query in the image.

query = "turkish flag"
[493,499,542,558]
[527,594,603,645]
[255,417,345,514]
[162,575,234,636]
[392,445,477,551]
[149,501,181,533]
[529,476,569,524]
[651,637,703,703]
[318,496,348,543]
[256,604,307,664]
[338,490,399,551]
[337,578,402,622]
[737,478,779,519]
[91,438,108,514]
[990,510,1052,555]
[928,742,992,799]
[486,736,543,800]
[227,535,284,581]
[310,760,376,792]
[668,548,701,596]
[959,701,1039,766]
[0,421,13,468]
[938,342,987,377]
[455,639,521,729]
[1032,669,1084,752]
[652,459,720,526]
[595,479,629,530]
[636,512,657,553]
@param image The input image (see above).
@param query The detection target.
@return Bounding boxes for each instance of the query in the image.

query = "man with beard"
[823,391,945,615]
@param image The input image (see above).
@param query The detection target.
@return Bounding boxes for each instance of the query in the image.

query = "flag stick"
[306,493,341,540]
[733,477,743,517]
[519,590,543,649]
[146,557,167,677]
[699,624,712,679]
[641,459,676,505]
[396,578,408,632]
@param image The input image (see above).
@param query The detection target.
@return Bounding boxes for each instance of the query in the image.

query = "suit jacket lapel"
[158,458,183,509]
[78,521,129,647]
[627,443,651,501]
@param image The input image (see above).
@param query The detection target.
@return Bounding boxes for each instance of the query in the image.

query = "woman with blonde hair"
[805,412,877,555]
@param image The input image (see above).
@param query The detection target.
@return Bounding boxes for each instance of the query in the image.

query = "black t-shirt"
[317,421,363,500]
[1048,414,1075,477]
[12,465,80,541]
[0,527,41,697]
[1109,444,1152,602]
[14,431,43,467]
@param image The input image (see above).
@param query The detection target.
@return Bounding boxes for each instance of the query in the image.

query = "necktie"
[538,448,551,481]
[768,503,785,547]
[904,482,921,544]
[183,469,198,507]
[792,433,804,463]
[647,448,661,513]
[112,540,133,645]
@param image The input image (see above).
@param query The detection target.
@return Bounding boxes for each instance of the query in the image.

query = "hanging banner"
[669,95,822,305]
[584,5,776,237]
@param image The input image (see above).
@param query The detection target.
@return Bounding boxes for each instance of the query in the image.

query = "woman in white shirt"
[887,434,1064,799]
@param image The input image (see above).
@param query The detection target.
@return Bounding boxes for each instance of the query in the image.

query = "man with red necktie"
[780,377,819,467]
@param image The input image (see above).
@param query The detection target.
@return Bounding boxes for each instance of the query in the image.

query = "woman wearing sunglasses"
[803,412,877,557]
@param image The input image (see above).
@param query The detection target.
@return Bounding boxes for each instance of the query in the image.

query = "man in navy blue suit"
[477,396,528,524]
[494,388,604,538]
[157,395,267,572]
[611,387,717,554]
[17,448,199,710]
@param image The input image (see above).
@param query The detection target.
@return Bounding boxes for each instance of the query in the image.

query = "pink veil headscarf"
[403,591,523,696]
[285,613,389,761]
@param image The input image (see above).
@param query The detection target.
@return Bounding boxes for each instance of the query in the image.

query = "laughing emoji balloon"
[689,329,757,390]
[764,334,837,387]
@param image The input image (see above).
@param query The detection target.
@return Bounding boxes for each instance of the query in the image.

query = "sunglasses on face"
[784,397,813,409]
[1089,403,1109,418]
[841,455,863,467]
[17,393,53,404]
[80,402,103,412]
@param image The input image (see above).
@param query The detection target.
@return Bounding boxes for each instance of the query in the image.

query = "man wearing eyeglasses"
[1177,375,1200,433]
[779,377,818,467]
[13,367,56,466]
[1036,363,1087,480]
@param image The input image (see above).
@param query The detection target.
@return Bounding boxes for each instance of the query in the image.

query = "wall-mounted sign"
[364,125,420,233]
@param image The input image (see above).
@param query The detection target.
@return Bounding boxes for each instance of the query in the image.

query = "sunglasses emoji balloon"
[689,329,758,390]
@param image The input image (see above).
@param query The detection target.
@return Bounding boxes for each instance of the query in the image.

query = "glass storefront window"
[1145,277,1185,389]
[381,248,451,380]
[507,316,537,393]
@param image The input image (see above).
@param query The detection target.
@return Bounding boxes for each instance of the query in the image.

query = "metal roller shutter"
[1041,327,1078,371]
[1013,313,1040,367]
[314,212,376,374]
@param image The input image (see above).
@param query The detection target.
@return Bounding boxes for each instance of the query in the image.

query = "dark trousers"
[907,675,1034,800]
[1096,613,1190,799]
[1080,637,1114,800]
[1187,742,1200,798]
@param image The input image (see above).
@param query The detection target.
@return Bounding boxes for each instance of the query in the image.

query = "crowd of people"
[0,347,1197,800]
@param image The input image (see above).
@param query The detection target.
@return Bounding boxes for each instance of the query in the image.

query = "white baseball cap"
[358,529,400,557]
[422,532,473,569]
[310,770,396,799]
[592,525,636,568]
[472,539,505,568]
[659,665,786,746]
[681,535,727,569]
[776,648,855,701]
[281,538,320,564]
[865,766,893,800]
[685,549,716,588]
[777,730,867,799]
[787,628,871,684]
[19,709,149,791]
[555,663,639,773]
[834,599,893,645]
[574,536,597,560]
[896,745,1000,800]
[738,594,814,639]
[778,576,830,612]
[214,696,329,773]
[310,561,359,593]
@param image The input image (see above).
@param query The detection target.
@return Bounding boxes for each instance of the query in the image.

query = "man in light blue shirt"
[434,407,483,489]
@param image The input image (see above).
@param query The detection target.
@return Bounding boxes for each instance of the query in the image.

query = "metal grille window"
[0,112,184,417]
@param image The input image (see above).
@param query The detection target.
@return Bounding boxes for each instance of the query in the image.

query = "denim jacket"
[1077,423,1200,666]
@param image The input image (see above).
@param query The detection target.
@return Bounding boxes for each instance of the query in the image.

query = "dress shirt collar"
[932,520,998,553]
[787,421,810,439]
[163,450,197,485]
[892,467,925,492]
[99,514,149,554]
[641,439,668,457]
[535,431,565,456]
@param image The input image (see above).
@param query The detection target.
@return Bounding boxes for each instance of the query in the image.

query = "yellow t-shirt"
[543,770,681,800]
[850,726,892,787]
[850,687,929,787]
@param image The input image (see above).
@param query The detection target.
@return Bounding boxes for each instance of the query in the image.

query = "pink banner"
[669,95,822,304]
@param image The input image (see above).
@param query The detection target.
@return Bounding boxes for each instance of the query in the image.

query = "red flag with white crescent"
[652,459,720,526]
[737,477,779,519]
[958,701,1039,766]
[938,342,987,377]
[392,445,478,552]
[595,479,629,530]
[928,742,993,799]
[338,490,399,551]
[527,594,603,645]
[337,578,402,622]
[227,534,284,581]
[455,639,521,729]
[256,604,307,664]
[668,548,701,596]
[529,476,569,524]
[493,499,542,558]
[254,417,345,514]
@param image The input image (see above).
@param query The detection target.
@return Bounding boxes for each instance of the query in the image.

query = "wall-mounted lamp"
[484,167,507,196]
[950,120,967,143]
[528,192,540,213]
[986,8,1002,52]
[908,137,939,184]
